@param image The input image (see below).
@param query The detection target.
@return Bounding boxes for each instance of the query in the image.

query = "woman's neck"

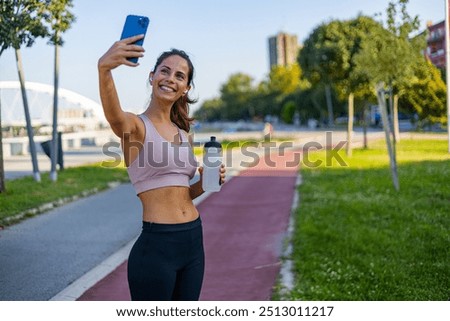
[146,99,173,123]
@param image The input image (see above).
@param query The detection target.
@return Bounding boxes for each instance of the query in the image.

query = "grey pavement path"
[0,183,141,300]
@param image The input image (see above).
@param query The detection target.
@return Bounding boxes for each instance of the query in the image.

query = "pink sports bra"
[127,114,197,195]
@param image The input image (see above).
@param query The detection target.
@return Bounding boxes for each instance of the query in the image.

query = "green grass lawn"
[0,163,129,227]
[284,139,449,300]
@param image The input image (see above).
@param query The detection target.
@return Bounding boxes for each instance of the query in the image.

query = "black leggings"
[127,217,204,301]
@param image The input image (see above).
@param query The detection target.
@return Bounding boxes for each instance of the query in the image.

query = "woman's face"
[150,55,191,102]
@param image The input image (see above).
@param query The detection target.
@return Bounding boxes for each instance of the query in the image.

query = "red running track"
[78,150,300,301]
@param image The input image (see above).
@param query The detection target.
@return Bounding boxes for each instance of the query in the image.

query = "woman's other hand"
[198,164,226,186]
[219,164,226,185]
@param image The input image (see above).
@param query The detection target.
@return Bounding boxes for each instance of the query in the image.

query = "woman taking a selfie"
[97,34,225,301]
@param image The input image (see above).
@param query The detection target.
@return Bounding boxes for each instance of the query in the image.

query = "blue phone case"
[120,15,150,63]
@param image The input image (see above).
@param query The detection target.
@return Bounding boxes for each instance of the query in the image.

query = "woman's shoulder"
[178,128,194,145]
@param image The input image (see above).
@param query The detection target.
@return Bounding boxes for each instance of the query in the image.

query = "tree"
[194,73,256,121]
[194,98,223,122]
[299,19,361,126]
[195,61,313,122]
[386,0,425,141]
[266,63,310,121]
[41,0,75,182]
[290,86,327,124]
[219,73,256,120]
[339,16,387,152]
[268,63,308,95]
[354,0,425,191]
[400,59,447,126]
[0,0,48,183]
[298,15,384,145]
[249,86,279,121]
[281,101,296,124]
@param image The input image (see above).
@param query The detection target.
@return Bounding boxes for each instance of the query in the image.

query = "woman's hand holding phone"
[98,15,149,71]
[98,35,145,71]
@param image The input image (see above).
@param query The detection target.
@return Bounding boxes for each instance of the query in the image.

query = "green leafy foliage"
[0,0,48,53]
[281,100,296,124]
[400,60,447,126]
[219,73,256,120]
[354,0,425,88]
[40,0,76,46]
[268,63,309,95]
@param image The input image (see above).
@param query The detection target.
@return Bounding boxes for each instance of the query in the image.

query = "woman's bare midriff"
[138,186,199,223]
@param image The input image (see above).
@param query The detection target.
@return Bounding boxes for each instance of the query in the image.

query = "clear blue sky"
[0,0,445,114]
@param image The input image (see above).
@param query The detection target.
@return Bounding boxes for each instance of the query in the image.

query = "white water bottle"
[202,136,222,192]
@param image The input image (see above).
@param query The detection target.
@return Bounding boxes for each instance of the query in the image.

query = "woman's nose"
[165,72,176,83]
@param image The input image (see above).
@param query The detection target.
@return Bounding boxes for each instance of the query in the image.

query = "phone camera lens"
[139,17,148,28]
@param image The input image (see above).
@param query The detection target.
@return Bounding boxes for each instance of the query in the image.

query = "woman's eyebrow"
[160,64,187,76]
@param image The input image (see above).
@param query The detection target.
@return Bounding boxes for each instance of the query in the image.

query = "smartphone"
[120,15,150,63]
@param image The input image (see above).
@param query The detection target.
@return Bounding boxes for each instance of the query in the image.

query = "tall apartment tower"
[268,32,299,69]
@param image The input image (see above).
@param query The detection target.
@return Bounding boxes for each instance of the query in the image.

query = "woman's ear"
[149,72,154,84]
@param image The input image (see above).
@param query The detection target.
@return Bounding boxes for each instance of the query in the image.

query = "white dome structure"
[0,81,106,129]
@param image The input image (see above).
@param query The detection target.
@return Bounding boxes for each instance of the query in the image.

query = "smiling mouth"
[159,85,176,93]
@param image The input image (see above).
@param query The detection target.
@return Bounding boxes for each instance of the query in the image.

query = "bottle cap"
[205,136,222,148]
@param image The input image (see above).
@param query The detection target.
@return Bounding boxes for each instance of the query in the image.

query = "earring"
[183,90,188,94]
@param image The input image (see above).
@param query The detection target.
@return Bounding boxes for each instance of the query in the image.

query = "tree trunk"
[376,82,399,191]
[346,93,354,156]
[0,88,5,193]
[325,84,334,127]
[50,39,60,182]
[387,85,398,171]
[386,84,398,179]
[362,104,368,149]
[15,49,40,182]
[393,94,400,142]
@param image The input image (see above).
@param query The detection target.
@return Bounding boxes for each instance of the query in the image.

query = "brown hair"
[152,49,197,132]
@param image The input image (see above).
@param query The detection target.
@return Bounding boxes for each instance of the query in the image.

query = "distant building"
[425,20,446,71]
[0,81,106,131]
[268,32,299,69]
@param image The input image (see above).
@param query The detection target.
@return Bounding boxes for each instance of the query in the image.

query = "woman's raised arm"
[97,35,145,138]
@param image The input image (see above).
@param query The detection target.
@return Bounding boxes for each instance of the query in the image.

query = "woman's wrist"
[98,63,112,74]
[196,180,204,195]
